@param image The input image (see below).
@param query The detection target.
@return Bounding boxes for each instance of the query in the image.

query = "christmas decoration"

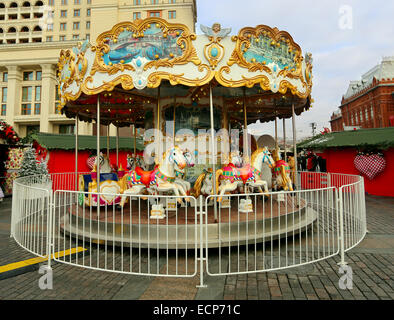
[18,147,41,178]
[354,151,386,180]
[0,120,20,144]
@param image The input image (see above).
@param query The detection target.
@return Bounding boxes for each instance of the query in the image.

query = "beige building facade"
[0,0,197,137]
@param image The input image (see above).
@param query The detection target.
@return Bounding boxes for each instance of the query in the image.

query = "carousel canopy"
[58,18,313,127]
[32,133,144,151]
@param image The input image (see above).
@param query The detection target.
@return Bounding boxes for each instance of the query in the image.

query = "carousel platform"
[60,195,317,249]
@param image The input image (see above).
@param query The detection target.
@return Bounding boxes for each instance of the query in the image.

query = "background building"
[0,0,197,137]
[330,56,394,132]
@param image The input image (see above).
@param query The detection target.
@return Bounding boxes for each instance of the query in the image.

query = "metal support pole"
[156,86,161,164]
[75,114,79,192]
[106,125,110,159]
[209,84,217,222]
[173,96,176,145]
[134,124,137,161]
[291,102,298,186]
[283,118,287,161]
[116,126,119,168]
[243,87,249,163]
[96,95,101,193]
[338,188,347,266]
[275,115,278,151]
[197,195,207,288]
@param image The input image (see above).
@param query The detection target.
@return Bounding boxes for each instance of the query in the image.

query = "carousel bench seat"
[80,173,119,193]
[78,173,122,207]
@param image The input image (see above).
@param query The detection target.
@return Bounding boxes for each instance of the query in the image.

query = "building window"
[22,86,32,115]
[2,72,7,82]
[60,10,67,18]
[74,0,80,4]
[86,34,90,40]
[61,0,67,5]
[36,71,42,80]
[365,108,368,121]
[59,124,75,134]
[1,87,7,116]
[60,23,67,31]
[48,0,54,6]
[26,125,40,135]
[46,36,53,42]
[23,71,34,81]
[72,34,79,39]
[73,22,80,30]
[168,10,176,19]
[149,11,161,17]
[87,8,90,16]
[134,0,141,4]
[169,0,176,3]
[133,12,141,20]
[151,0,158,4]
[47,23,54,31]
[87,0,91,4]
[86,21,90,29]
[74,9,80,17]
[370,106,374,119]
[34,86,41,115]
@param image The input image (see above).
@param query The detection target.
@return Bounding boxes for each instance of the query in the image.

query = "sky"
[195,0,394,140]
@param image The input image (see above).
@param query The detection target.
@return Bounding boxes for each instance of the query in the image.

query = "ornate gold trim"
[90,18,200,76]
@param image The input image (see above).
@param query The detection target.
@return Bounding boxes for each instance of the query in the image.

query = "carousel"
[57,17,315,248]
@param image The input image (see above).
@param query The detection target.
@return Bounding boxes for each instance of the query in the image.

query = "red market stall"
[31,132,144,190]
[298,127,394,197]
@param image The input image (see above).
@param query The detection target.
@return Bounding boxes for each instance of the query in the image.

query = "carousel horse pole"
[272,148,293,191]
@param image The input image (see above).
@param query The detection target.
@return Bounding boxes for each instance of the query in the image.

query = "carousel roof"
[57,18,313,126]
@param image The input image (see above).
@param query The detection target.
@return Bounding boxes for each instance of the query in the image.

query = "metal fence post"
[46,190,54,269]
[338,186,347,266]
[197,196,207,288]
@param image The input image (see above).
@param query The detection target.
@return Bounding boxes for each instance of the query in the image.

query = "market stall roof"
[32,133,144,151]
[297,127,394,150]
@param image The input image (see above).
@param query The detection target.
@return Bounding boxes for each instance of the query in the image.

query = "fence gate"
[204,187,341,277]
[51,190,199,278]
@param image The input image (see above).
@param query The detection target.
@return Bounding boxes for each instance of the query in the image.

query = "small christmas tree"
[18,147,40,178]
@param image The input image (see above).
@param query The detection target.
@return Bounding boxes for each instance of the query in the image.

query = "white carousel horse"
[120,146,189,206]
[174,149,195,195]
[87,152,113,173]
[126,153,147,171]
[215,147,274,202]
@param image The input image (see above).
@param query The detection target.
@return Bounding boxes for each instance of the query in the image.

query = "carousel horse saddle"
[235,165,253,184]
[135,166,156,187]
[82,173,118,192]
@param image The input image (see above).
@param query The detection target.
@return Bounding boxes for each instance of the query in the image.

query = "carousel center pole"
[97,95,101,193]
[292,102,298,187]
[209,84,217,222]
[75,114,79,192]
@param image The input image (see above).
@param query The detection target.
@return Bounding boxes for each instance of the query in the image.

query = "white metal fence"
[10,171,367,287]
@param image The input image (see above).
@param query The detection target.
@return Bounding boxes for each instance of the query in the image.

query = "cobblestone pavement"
[0,195,393,300]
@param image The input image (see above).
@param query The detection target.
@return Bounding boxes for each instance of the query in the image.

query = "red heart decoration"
[354,154,386,180]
